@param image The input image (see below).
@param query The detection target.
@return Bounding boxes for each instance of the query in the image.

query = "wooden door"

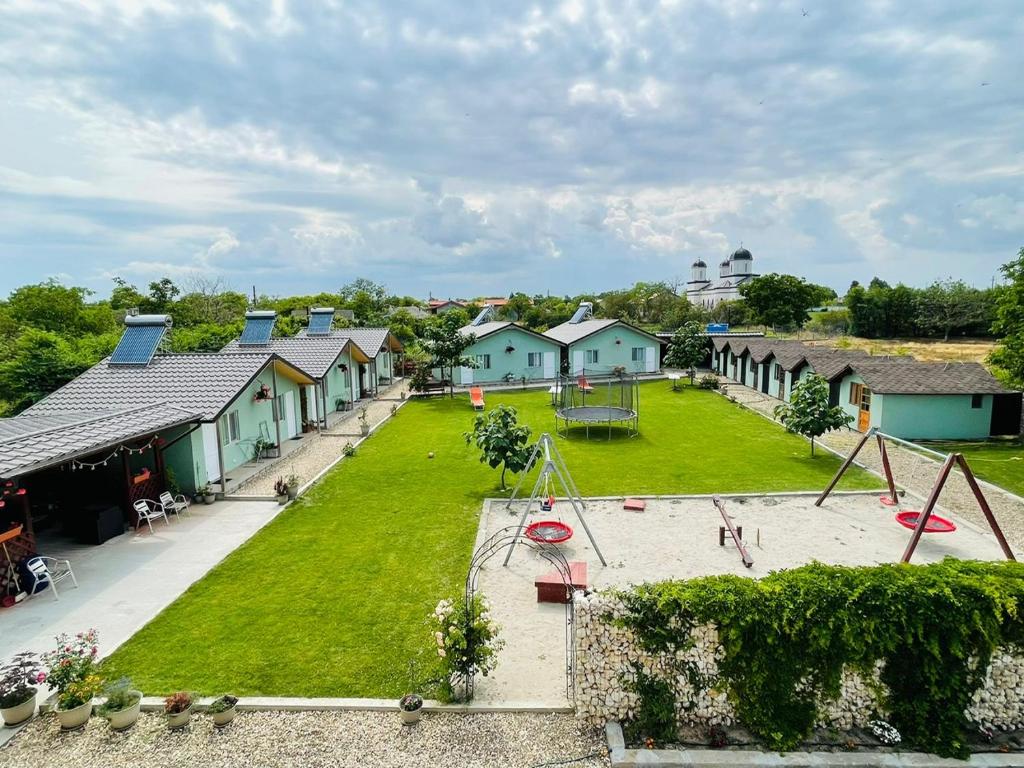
[857,408,870,432]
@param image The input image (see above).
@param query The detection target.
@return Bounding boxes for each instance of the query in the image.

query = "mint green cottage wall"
[545,318,664,375]
[451,322,563,385]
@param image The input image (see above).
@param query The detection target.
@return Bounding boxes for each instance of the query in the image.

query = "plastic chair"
[24,556,78,601]
[470,387,485,411]
[133,499,170,533]
[159,491,191,520]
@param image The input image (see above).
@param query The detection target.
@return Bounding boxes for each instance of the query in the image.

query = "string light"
[68,434,162,471]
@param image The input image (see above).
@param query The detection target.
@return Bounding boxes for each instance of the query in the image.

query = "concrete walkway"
[717,377,1024,549]
[231,380,409,497]
[0,498,282,664]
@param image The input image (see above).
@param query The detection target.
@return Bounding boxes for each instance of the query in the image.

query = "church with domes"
[685,246,759,308]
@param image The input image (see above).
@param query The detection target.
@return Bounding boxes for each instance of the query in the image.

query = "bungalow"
[544,303,665,376]
[223,310,372,424]
[832,362,1020,439]
[448,309,562,385]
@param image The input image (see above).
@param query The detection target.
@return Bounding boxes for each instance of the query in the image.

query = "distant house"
[544,302,665,376]
[447,308,562,385]
[427,299,467,315]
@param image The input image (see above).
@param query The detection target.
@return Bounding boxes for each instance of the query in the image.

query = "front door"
[460,365,474,385]
[543,352,555,379]
[201,423,221,484]
[857,387,872,432]
[645,346,657,373]
[284,391,297,438]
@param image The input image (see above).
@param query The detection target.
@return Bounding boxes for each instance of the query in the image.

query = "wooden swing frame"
[816,427,1016,564]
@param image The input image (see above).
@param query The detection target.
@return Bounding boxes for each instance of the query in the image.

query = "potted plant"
[274,477,289,504]
[398,693,423,725]
[335,397,347,412]
[207,694,239,727]
[164,691,194,729]
[254,383,271,401]
[286,473,300,500]
[98,677,142,731]
[42,629,103,730]
[358,408,370,436]
[199,483,216,505]
[0,652,44,726]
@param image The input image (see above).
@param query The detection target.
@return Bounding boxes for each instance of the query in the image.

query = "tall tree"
[420,312,476,397]
[7,280,91,334]
[0,329,93,414]
[916,280,989,341]
[739,274,821,329]
[773,374,852,456]
[664,321,709,383]
[990,248,1024,388]
[464,405,535,490]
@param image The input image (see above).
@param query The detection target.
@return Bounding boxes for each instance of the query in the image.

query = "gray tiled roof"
[222,337,362,378]
[0,403,200,479]
[850,362,1013,395]
[294,327,403,356]
[23,353,296,421]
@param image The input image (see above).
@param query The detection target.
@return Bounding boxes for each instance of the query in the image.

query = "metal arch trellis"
[462,526,580,702]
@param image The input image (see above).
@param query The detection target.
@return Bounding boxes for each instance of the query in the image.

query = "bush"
[697,375,720,390]
[409,363,432,392]
[429,593,504,702]
[614,560,1024,757]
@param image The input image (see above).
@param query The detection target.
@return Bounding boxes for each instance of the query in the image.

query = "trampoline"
[555,372,640,439]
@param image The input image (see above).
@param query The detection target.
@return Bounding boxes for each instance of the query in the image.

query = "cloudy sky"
[0,1,1020,300]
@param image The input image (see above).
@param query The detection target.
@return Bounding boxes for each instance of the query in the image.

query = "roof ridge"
[3,402,191,445]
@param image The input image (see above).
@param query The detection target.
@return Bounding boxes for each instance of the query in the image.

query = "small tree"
[664,321,709,384]
[464,405,535,490]
[773,374,852,456]
[421,313,476,397]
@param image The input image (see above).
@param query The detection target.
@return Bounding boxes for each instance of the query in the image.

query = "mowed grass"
[103,382,876,697]
[918,438,1024,497]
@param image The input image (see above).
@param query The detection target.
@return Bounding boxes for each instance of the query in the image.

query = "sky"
[0,1,1021,301]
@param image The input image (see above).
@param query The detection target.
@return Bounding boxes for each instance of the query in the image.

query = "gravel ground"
[720,379,1024,550]
[2,711,609,768]
[234,381,409,497]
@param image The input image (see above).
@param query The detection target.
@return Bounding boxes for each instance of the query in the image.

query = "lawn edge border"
[604,722,1024,767]
[129,696,573,714]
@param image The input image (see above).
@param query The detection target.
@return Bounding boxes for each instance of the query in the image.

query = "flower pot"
[56,700,93,731]
[399,707,422,725]
[212,706,237,728]
[166,705,192,730]
[1,689,36,726]
[276,494,287,505]
[360,424,370,436]
[203,494,216,505]
[104,692,142,731]
[287,488,298,500]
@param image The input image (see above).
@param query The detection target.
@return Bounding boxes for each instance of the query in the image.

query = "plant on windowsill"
[273,477,289,504]
[0,652,44,726]
[207,694,239,727]
[98,677,142,731]
[164,691,194,729]
[358,408,370,436]
[198,483,216,505]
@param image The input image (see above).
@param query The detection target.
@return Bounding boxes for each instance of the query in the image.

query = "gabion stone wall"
[574,592,1024,732]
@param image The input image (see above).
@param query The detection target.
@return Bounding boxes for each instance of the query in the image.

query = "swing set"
[816,427,1016,564]
[503,433,607,567]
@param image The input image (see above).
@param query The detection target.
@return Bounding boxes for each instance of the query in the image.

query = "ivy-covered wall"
[574,561,1024,758]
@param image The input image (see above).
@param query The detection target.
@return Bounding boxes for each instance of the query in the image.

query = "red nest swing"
[525,520,573,544]
[895,510,957,534]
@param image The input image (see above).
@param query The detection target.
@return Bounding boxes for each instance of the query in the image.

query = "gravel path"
[719,378,1024,550]
[1,711,608,768]
[233,381,409,497]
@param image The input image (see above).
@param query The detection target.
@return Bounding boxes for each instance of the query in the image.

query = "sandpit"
[471,491,1020,705]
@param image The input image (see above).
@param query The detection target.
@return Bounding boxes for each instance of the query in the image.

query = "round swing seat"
[895,511,957,533]
[525,520,573,544]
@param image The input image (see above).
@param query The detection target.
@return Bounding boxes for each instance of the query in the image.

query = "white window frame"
[585,349,599,364]
[221,410,240,443]
[630,347,645,362]
[476,354,491,370]
[527,352,542,367]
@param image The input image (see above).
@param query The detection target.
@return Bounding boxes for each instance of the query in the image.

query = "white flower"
[438,649,447,658]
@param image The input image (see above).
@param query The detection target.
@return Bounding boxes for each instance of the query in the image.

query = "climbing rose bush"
[429,594,503,702]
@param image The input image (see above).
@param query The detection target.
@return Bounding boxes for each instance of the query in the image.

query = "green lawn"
[918,438,1024,497]
[103,382,876,697]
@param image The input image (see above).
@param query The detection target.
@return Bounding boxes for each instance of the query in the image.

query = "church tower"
[690,259,707,283]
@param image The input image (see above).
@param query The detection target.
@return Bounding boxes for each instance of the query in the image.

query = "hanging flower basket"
[254,384,272,402]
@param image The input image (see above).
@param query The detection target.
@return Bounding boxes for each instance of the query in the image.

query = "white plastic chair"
[25,556,78,601]
[133,499,169,533]
[159,491,191,520]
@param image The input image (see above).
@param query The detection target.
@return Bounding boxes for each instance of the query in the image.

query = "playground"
[472,487,1021,705]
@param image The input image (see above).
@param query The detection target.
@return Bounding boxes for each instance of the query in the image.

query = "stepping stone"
[535,561,587,604]
[623,498,646,511]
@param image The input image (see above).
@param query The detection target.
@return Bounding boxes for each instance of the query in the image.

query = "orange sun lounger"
[577,375,594,393]
[470,387,485,410]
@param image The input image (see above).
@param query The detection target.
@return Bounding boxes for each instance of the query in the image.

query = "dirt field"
[799,336,997,363]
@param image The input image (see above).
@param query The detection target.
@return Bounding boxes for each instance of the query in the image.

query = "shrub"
[614,560,1024,757]
[697,375,720,390]
[409,363,431,392]
[429,593,504,702]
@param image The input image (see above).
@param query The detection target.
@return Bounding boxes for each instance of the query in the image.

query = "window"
[527,352,543,367]
[272,394,285,421]
[220,410,240,443]
[631,347,645,362]
[476,354,491,369]
[585,349,599,364]
[849,383,863,407]
[775,364,784,382]
[219,415,229,446]
[971,394,983,409]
